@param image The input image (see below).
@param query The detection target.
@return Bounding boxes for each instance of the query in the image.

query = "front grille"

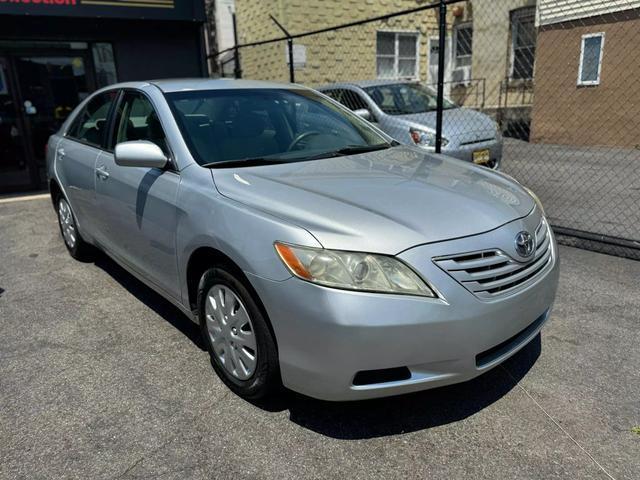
[433,219,553,299]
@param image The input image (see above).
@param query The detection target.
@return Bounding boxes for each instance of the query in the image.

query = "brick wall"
[530,11,640,147]
[234,0,441,85]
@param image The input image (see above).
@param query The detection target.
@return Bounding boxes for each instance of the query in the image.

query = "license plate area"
[473,149,491,165]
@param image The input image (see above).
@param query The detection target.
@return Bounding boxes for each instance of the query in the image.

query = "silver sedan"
[319,80,503,169]
[47,79,558,401]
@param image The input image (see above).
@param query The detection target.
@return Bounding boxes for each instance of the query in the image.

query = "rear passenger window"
[323,89,369,112]
[341,91,369,111]
[323,89,343,102]
[67,91,117,148]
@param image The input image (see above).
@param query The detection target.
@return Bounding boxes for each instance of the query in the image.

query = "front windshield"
[364,83,457,115]
[166,88,391,166]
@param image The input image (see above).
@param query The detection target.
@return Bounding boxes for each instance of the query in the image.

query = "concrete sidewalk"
[0,197,638,479]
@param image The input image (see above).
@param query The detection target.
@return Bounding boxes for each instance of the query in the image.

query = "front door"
[95,90,180,300]
[0,53,93,193]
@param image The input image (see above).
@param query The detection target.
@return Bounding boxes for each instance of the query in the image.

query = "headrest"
[227,112,265,138]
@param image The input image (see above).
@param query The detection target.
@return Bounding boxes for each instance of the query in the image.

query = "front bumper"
[248,213,559,401]
[444,137,503,169]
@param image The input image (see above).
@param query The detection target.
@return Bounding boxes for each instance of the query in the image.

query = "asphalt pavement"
[502,138,640,242]
[1,197,638,479]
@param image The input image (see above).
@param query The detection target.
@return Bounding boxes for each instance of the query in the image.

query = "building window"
[510,7,536,80]
[453,23,472,68]
[92,43,117,88]
[578,33,605,85]
[376,31,419,79]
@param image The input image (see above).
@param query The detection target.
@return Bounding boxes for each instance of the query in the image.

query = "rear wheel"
[197,266,280,399]
[56,197,94,260]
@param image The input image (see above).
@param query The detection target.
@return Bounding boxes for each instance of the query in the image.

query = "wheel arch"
[185,247,278,351]
[49,178,63,208]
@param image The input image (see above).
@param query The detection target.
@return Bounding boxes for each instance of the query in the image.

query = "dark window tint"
[323,89,342,101]
[325,89,369,111]
[341,90,369,111]
[67,90,117,147]
[112,92,168,154]
[166,88,388,166]
[364,83,456,115]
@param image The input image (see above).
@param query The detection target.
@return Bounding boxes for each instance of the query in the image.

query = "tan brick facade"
[235,0,442,86]
[531,11,640,147]
[234,0,534,114]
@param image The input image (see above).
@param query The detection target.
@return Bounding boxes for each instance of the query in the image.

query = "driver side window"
[112,92,168,155]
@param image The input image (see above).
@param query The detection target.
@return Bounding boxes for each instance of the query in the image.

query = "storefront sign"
[284,44,306,70]
[0,0,205,22]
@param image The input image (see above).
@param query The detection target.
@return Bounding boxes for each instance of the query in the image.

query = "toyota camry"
[47,79,558,401]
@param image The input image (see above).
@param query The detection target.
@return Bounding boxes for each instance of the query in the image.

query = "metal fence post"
[287,38,295,83]
[232,12,242,79]
[270,14,295,83]
[435,0,447,154]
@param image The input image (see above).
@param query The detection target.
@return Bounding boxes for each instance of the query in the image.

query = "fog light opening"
[352,367,411,386]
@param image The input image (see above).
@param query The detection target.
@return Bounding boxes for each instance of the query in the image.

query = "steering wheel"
[288,131,322,151]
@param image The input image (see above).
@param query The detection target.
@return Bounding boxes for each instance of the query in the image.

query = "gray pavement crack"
[501,365,616,480]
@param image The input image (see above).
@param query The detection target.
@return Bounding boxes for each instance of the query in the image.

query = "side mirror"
[353,108,372,121]
[114,140,168,169]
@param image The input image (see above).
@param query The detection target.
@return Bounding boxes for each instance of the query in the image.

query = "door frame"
[0,55,38,193]
[0,48,97,193]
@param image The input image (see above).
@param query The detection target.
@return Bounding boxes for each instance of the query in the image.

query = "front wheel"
[197,266,280,400]
[56,197,94,260]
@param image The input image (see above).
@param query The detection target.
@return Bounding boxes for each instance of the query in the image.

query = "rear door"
[57,90,118,236]
[94,90,180,299]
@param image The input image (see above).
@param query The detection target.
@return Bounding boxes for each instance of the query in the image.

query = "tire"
[197,266,280,400]
[56,196,94,261]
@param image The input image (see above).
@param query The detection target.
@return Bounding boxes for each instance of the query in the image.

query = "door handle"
[95,166,110,180]
[57,148,66,159]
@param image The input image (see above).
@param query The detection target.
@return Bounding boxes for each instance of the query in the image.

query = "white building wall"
[537,0,640,26]
[215,0,236,52]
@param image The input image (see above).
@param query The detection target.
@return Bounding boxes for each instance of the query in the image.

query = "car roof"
[97,78,310,94]
[151,78,307,93]
[317,79,420,90]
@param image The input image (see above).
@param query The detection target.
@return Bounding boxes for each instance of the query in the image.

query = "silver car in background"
[47,79,557,402]
[319,80,503,169]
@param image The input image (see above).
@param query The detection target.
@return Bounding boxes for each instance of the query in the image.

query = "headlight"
[524,187,545,215]
[275,242,436,297]
[409,127,449,150]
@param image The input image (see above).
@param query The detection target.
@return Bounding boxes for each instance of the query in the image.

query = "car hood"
[395,107,497,140]
[212,146,534,254]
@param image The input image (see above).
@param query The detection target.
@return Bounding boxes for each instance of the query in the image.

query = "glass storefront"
[0,41,117,192]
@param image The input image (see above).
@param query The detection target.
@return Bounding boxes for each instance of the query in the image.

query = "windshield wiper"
[201,157,288,169]
[301,142,396,161]
[334,143,395,154]
[202,142,398,167]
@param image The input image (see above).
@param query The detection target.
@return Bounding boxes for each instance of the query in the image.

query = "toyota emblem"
[515,231,535,258]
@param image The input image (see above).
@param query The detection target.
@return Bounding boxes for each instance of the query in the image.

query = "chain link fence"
[211,0,640,260]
